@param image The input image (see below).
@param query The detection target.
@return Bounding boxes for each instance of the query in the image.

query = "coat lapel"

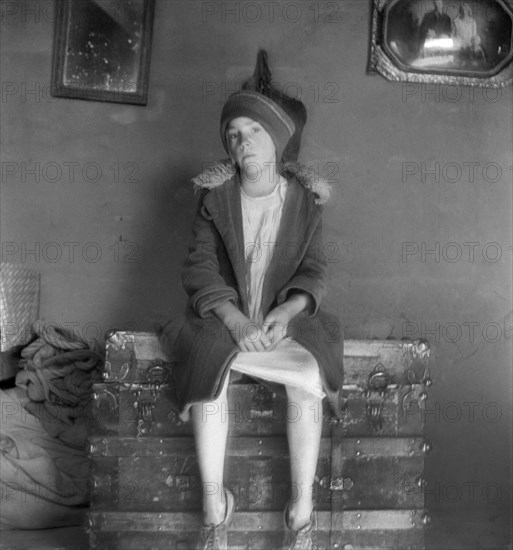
[203,176,249,314]
[260,180,321,316]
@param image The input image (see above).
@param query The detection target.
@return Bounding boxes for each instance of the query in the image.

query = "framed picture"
[368,0,513,87]
[51,0,156,105]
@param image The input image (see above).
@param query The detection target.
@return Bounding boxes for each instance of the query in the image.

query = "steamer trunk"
[88,332,432,549]
[89,511,427,550]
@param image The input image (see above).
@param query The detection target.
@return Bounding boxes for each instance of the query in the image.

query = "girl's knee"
[285,385,322,406]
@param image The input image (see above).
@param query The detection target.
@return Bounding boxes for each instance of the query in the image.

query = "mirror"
[51,0,155,105]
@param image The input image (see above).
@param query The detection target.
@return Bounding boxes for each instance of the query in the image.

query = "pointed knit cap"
[220,50,308,163]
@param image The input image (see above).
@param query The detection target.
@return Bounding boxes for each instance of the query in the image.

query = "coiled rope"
[21,319,90,360]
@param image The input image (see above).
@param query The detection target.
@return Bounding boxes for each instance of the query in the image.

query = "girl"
[167,57,344,550]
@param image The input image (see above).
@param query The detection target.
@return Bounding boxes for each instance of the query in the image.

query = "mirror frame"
[368,0,513,88]
[51,0,156,105]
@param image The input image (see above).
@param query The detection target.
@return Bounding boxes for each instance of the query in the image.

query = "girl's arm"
[182,194,238,318]
[275,216,327,317]
[276,291,314,318]
[264,213,327,350]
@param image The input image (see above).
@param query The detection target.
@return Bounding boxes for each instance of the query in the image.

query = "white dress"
[230,178,325,400]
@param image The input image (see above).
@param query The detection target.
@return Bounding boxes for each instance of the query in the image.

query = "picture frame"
[51,0,156,105]
[368,0,513,87]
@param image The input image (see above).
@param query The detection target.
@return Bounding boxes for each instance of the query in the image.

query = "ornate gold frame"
[368,0,513,88]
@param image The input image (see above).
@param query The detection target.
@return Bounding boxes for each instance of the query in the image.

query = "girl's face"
[226,117,277,174]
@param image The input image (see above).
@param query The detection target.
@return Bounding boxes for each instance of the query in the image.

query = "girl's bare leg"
[285,386,323,530]
[191,374,231,525]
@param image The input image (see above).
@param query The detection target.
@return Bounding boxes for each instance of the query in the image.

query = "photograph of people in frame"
[383,0,512,75]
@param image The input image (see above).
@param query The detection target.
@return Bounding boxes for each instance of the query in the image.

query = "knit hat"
[220,89,295,163]
[244,50,308,163]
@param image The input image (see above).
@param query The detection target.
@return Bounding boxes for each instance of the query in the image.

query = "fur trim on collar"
[191,159,331,205]
[191,159,236,191]
[282,161,332,205]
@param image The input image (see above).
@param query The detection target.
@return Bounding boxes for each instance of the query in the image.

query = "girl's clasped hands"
[226,304,291,353]
[219,292,312,353]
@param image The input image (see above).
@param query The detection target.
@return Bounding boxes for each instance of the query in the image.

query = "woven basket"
[0,263,40,351]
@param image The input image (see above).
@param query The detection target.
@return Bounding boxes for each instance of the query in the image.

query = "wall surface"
[1,0,512,543]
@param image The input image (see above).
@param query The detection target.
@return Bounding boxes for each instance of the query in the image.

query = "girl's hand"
[263,292,313,351]
[212,302,270,352]
[262,305,291,351]
[236,319,271,352]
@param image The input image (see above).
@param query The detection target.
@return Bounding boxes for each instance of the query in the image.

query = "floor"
[1,508,511,549]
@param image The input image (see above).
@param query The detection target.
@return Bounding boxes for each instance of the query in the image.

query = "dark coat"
[164,170,344,416]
